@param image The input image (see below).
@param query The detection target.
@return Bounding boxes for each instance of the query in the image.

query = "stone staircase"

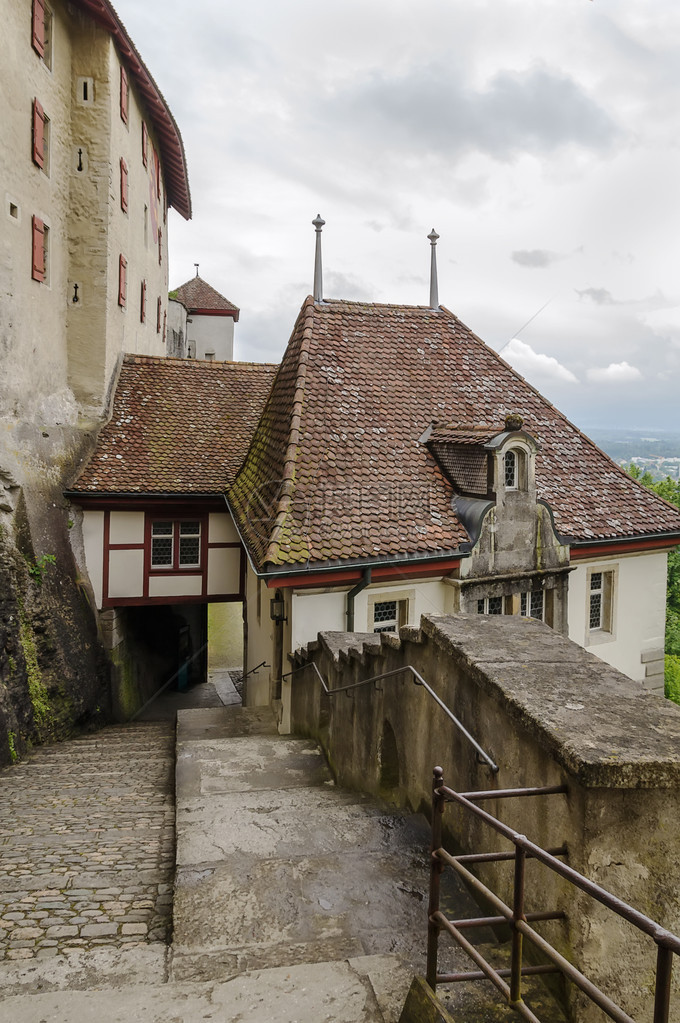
[1,704,568,1022]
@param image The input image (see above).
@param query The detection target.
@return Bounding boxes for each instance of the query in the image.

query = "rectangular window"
[142,121,148,166]
[118,254,127,307]
[151,521,201,570]
[520,590,544,621]
[178,522,200,567]
[32,99,48,170]
[589,570,614,633]
[32,0,45,56]
[372,599,407,634]
[32,215,47,282]
[120,65,129,124]
[162,310,167,343]
[140,279,146,323]
[158,226,162,265]
[120,157,128,212]
[151,522,173,567]
[32,0,52,65]
[156,296,162,332]
[477,596,505,615]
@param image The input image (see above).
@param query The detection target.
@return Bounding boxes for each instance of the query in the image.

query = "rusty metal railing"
[282,660,499,772]
[427,766,680,1023]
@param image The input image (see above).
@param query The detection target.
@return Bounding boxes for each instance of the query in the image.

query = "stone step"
[0,954,406,1023]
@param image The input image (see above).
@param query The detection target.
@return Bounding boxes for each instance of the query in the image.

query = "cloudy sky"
[115,0,680,432]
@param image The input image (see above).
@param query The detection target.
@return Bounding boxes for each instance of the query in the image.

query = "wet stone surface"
[0,722,175,960]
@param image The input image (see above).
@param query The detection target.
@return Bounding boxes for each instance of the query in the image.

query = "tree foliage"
[627,465,680,703]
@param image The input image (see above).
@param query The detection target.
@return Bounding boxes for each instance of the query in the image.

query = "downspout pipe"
[346,567,371,632]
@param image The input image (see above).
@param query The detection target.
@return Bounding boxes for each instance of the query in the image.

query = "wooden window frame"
[118,254,127,307]
[120,157,129,212]
[120,65,129,124]
[32,99,47,169]
[149,519,204,574]
[32,215,46,282]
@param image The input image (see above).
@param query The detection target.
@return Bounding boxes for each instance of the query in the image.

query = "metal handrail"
[427,766,679,1023]
[283,660,499,773]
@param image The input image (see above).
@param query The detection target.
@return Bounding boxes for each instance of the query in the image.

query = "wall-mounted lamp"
[270,597,287,623]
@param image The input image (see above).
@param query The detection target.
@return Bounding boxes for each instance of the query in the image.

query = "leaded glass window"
[504,450,517,489]
[151,522,173,567]
[373,600,398,633]
[179,521,201,567]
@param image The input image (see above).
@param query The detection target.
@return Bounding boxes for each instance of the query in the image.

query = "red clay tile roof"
[172,277,239,317]
[71,356,276,495]
[229,297,680,571]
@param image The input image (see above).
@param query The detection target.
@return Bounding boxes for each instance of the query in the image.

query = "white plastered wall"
[188,313,234,362]
[568,551,668,686]
[81,510,105,607]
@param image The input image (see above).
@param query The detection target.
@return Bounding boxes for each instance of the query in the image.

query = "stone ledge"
[419,614,680,789]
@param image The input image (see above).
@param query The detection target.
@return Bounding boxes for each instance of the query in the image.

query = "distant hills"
[587,428,680,481]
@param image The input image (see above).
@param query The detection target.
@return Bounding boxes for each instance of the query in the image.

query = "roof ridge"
[264,296,316,565]
[319,298,450,312]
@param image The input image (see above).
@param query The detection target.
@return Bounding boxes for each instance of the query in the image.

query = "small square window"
[372,598,407,634]
[77,77,94,106]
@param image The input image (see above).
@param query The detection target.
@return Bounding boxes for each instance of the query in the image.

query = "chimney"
[312,214,325,302]
[428,229,440,309]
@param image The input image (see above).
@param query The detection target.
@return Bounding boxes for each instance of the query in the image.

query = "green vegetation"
[628,465,680,704]
[26,553,56,585]
[7,731,18,764]
[18,609,51,728]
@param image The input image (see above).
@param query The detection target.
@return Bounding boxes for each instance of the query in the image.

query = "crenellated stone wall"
[289,614,680,1023]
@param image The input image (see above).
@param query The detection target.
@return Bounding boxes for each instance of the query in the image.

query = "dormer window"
[504,450,517,489]
[503,446,528,491]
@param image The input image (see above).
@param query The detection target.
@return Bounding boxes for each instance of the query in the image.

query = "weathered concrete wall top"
[411,614,680,789]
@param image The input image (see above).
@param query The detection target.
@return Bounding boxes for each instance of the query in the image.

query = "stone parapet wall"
[289,614,680,1022]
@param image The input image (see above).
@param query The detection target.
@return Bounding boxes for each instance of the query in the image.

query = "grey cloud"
[324,271,374,302]
[512,249,562,268]
[322,63,619,163]
[576,287,617,305]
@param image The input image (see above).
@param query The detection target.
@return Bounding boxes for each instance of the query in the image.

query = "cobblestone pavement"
[0,722,175,963]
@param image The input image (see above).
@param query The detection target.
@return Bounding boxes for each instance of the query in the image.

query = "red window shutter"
[141,122,148,167]
[156,297,162,332]
[140,280,146,323]
[118,255,127,307]
[162,311,167,343]
[32,0,45,57]
[120,157,128,212]
[32,216,45,282]
[120,66,129,124]
[158,227,162,265]
[32,99,45,168]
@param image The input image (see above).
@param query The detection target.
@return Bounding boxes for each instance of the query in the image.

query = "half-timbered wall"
[81,507,243,607]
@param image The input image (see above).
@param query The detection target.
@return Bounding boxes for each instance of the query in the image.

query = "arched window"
[504,450,517,489]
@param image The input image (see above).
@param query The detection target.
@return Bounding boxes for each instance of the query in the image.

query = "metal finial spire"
[194,263,199,278]
[428,229,440,309]
[312,214,325,303]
